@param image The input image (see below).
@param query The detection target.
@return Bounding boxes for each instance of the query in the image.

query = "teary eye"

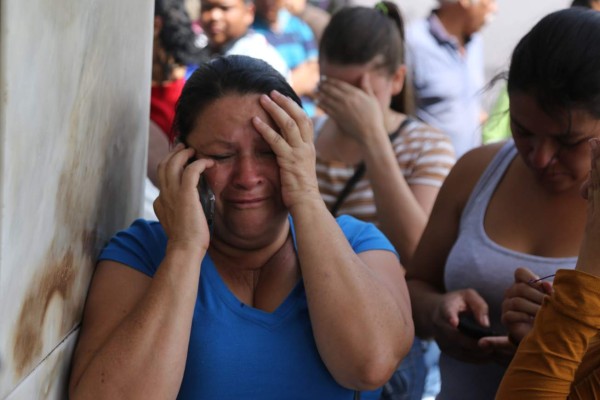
[259,149,276,157]
[556,136,589,148]
[209,154,234,161]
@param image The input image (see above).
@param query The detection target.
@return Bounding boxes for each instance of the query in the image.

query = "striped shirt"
[316,118,456,224]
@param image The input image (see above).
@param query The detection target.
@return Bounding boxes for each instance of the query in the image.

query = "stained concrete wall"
[0,0,152,398]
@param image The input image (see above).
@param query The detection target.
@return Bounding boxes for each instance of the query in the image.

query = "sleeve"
[495,269,600,400]
[97,219,167,277]
[336,215,398,258]
[396,123,456,188]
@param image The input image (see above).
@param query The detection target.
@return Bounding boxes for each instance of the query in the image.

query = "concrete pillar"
[0,0,152,398]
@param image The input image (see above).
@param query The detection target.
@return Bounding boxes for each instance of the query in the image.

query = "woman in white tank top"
[406,7,600,400]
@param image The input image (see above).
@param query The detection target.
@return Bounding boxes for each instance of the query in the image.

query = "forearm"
[362,134,428,263]
[71,245,204,399]
[407,279,444,339]
[290,199,412,389]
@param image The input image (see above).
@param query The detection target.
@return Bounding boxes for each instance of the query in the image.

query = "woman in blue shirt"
[68,55,413,399]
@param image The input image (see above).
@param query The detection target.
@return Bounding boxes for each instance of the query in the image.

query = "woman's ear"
[391,65,406,96]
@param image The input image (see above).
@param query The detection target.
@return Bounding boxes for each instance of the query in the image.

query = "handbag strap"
[330,117,412,217]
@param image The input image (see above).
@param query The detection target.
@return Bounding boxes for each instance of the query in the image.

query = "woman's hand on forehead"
[252,91,321,211]
[316,73,386,144]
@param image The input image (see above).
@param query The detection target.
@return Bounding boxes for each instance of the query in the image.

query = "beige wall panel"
[4,330,77,400]
[0,0,153,397]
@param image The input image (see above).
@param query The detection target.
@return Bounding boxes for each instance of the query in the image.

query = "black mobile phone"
[457,313,497,339]
[198,175,215,229]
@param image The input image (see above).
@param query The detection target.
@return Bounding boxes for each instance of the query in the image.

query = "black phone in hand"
[457,313,497,339]
[198,175,215,229]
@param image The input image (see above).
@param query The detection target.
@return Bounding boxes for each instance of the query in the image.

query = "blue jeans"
[379,337,427,400]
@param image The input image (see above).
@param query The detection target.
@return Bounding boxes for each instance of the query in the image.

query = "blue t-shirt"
[253,9,318,117]
[99,215,396,399]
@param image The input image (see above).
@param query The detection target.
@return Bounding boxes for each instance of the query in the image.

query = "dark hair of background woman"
[319,1,413,114]
[155,0,204,66]
[507,7,600,122]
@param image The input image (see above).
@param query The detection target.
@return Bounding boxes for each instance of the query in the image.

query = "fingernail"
[482,315,490,327]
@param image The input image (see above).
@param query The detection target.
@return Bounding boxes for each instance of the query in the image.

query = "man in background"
[406,0,497,158]
[198,0,290,78]
[571,0,600,9]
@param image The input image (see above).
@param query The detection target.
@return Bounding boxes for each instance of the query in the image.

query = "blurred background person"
[197,0,291,78]
[253,0,320,116]
[283,0,330,43]
[315,3,455,399]
[147,0,206,219]
[406,5,600,398]
[152,0,204,144]
[572,0,600,9]
[406,0,497,158]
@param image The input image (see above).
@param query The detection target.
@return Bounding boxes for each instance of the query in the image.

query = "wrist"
[287,193,328,217]
[166,239,208,260]
[362,128,395,157]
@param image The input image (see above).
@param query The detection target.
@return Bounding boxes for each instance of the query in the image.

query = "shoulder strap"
[330,117,412,217]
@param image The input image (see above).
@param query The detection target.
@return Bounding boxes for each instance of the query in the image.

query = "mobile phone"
[198,175,215,229]
[457,313,497,339]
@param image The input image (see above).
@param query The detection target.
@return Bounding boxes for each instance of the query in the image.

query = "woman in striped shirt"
[315,2,455,266]
[315,3,456,400]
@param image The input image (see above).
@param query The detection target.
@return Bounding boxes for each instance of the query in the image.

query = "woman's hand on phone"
[501,267,552,345]
[154,143,215,251]
[432,289,495,363]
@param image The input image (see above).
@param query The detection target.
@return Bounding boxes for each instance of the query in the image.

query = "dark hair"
[571,0,600,8]
[174,55,302,142]
[507,8,600,119]
[155,0,204,66]
[319,2,412,113]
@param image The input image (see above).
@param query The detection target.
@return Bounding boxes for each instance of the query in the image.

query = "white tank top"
[438,140,578,400]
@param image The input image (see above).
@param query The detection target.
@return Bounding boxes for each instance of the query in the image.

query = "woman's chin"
[215,211,289,245]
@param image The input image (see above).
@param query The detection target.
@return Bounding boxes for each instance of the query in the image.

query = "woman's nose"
[232,156,263,188]
[528,138,558,169]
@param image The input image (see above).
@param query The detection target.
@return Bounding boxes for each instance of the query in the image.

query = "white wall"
[0,0,153,398]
